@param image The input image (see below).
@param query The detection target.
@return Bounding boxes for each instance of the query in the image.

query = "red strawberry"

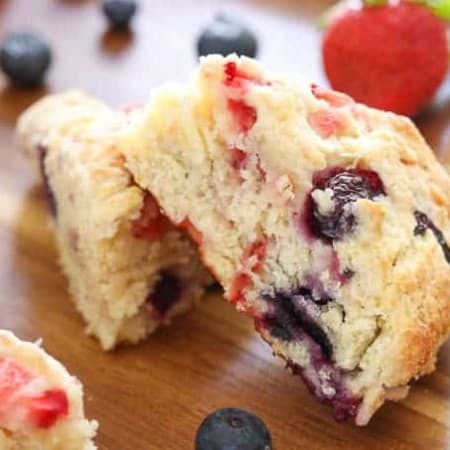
[230,147,248,170]
[322,1,448,116]
[229,238,267,304]
[0,358,69,429]
[0,357,33,398]
[28,389,69,428]
[131,192,171,240]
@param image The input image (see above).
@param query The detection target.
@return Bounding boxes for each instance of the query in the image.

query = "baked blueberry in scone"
[16,91,211,350]
[121,55,450,424]
[0,330,97,450]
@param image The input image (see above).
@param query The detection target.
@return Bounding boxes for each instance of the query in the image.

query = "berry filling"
[302,167,385,242]
[330,249,353,284]
[131,192,171,240]
[0,358,69,430]
[414,211,450,264]
[287,360,361,422]
[146,271,183,320]
[37,145,57,217]
[256,289,361,421]
[257,288,333,358]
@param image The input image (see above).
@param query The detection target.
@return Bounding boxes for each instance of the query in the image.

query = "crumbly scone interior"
[122,55,450,424]
[45,128,207,349]
[17,92,210,350]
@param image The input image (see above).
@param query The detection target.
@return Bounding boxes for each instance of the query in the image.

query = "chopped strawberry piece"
[0,358,33,398]
[223,62,260,133]
[223,61,269,88]
[309,110,346,138]
[132,192,171,240]
[0,358,69,430]
[224,62,242,85]
[230,238,267,303]
[228,99,257,133]
[229,273,251,304]
[28,389,69,429]
[253,316,266,333]
[243,240,267,272]
[311,84,354,108]
[224,62,256,88]
[230,147,248,171]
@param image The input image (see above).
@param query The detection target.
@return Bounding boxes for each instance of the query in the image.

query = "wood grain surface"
[1,1,450,449]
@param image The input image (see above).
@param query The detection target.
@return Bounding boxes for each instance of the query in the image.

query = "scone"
[0,330,97,450]
[121,55,450,424]
[16,91,211,350]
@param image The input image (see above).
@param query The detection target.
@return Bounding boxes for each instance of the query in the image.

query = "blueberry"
[102,0,137,29]
[261,288,333,359]
[195,408,272,450]
[146,271,182,318]
[197,15,258,58]
[414,211,450,264]
[0,32,51,88]
[305,167,385,242]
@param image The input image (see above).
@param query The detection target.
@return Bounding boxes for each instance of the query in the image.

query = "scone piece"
[17,91,211,350]
[0,330,97,450]
[122,55,450,424]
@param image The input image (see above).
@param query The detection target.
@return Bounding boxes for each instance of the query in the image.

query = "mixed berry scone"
[16,91,211,350]
[0,330,96,450]
[121,55,450,424]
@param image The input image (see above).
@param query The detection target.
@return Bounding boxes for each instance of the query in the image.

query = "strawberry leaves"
[363,0,450,19]
[424,0,450,19]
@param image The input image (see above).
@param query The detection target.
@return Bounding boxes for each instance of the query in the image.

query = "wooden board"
[1,1,450,448]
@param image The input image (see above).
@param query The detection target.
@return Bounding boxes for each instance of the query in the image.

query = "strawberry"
[322,1,448,116]
[229,238,267,304]
[0,357,33,398]
[28,389,69,428]
[131,192,170,240]
[0,358,69,429]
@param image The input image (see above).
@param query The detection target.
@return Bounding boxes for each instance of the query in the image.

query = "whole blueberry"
[195,408,272,450]
[146,270,183,318]
[102,0,137,29]
[197,15,258,58]
[0,32,51,88]
[307,167,385,242]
